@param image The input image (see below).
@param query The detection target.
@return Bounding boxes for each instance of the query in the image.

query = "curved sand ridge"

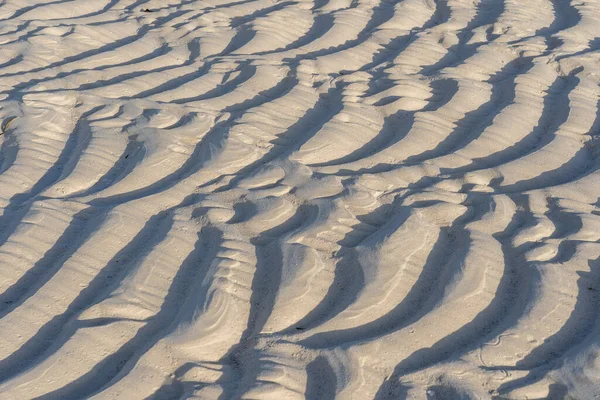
[0,0,598,398]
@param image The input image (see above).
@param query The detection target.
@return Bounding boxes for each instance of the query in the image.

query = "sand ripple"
[0,0,598,398]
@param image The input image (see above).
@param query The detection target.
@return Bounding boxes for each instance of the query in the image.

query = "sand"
[0,0,598,398]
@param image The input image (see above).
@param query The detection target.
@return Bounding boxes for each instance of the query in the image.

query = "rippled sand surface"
[0,0,598,398]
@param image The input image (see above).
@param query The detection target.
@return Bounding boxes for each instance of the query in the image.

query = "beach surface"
[0,0,598,398]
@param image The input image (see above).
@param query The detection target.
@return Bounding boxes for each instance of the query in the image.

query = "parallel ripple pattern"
[0,0,598,398]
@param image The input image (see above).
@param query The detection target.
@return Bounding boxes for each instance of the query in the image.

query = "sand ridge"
[0,0,597,398]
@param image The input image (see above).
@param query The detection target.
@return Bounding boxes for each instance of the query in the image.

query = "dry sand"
[0,0,598,398]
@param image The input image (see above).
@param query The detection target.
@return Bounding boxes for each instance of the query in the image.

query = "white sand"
[0,0,598,398]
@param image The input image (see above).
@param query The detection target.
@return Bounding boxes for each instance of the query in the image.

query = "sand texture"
[0,0,598,398]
